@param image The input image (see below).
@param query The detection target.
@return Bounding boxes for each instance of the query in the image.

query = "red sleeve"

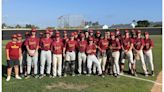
[141,38,145,46]
[36,38,40,46]
[24,38,29,46]
[116,40,120,47]
[150,39,154,48]
[6,42,10,49]
[50,42,54,51]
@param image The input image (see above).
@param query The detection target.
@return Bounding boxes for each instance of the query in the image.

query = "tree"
[15,24,21,28]
[2,23,7,29]
[136,20,150,27]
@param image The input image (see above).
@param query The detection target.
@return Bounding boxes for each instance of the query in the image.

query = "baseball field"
[2,35,162,92]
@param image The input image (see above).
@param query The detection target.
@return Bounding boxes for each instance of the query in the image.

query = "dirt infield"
[151,71,162,92]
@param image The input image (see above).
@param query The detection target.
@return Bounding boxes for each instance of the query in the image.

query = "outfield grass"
[2,35,162,92]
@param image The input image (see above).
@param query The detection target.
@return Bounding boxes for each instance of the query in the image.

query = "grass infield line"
[120,74,162,86]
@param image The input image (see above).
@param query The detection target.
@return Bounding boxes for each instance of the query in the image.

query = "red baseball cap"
[80,33,85,38]
[56,31,60,34]
[47,28,53,32]
[144,32,149,35]
[55,33,60,38]
[12,34,17,38]
[17,33,22,37]
[74,32,77,35]
[89,29,93,33]
[125,30,129,33]
[137,30,141,34]
[110,32,115,36]
[63,31,67,34]
[45,30,50,34]
[25,32,29,36]
[70,32,74,37]
[96,31,101,34]
[88,37,94,41]
[31,28,36,32]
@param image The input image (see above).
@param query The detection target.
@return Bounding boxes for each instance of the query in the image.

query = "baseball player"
[77,33,88,75]
[133,30,148,76]
[86,37,102,76]
[51,33,64,78]
[25,28,40,78]
[63,32,77,77]
[109,32,121,77]
[143,32,154,76]
[6,34,22,81]
[84,30,89,40]
[89,29,94,37]
[98,32,109,75]
[16,34,24,76]
[120,30,136,76]
[39,30,53,78]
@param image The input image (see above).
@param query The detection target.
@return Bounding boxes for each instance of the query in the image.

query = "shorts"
[7,60,19,68]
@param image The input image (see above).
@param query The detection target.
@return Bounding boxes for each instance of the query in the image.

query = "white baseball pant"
[144,49,154,71]
[98,51,107,72]
[112,51,120,75]
[40,50,52,75]
[27,50,38,75]
[87,54,102,75]
[19,54,23,74]
[121,50,134,64]
[78,52,87,74]
[52,54,62,76]
[65,51,76,61]
[134,50,148,74]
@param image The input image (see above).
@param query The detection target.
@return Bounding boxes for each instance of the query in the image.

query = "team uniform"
[77,39,87,74]
[39,37,52,76]
[86,39,102,76]
[51,38,64,77]
[64,39,77,76]
[133,37,148,75]
[98,38,109,73]
[109,36,121,77]
[25,36,39,76]
[143,34,154,75]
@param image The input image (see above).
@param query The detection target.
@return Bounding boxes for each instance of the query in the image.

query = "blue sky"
[2,0,162,28]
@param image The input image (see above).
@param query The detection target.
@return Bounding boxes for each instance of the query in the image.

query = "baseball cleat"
[34,75,39,78]
[151,71,155,76]
[63,74,67,77]
[15,76,22,80]
[86,74,91,76]
[25,75,30,79]
[39,75,44,79]
[6,76,11,81]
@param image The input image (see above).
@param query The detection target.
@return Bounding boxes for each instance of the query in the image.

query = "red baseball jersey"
[134,38,145,50]
[25,36,39,50]
[94,37,100,45]
[65,40,77,52]
[86,44,97,55]
[62,37,69,45]
[6,42,20,60]
[98,39,109,50]
[40,38,52,51]
[109,39,120,52]
[143,38,154,51]
[78,40,88,52]
[51,40,64,54]
[121,37,134,50]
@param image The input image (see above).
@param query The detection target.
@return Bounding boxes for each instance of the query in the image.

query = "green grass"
[2,35,162,92]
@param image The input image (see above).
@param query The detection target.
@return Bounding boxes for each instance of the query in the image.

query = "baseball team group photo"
[2,0,162,92]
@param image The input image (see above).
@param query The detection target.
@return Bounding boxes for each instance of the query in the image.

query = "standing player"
[86,37,102,76]
[109,32,121,77]
[133,30,148,76]
[51,33,64,78]
[16,34,24,76]
[98,32,109,75]
[120,30,136,76]
[25,28,40,78]
[143,32,154,76]
[39,30,53,78]
[77,33,88,75]
[63,32,77,76]
[6,34,22,81]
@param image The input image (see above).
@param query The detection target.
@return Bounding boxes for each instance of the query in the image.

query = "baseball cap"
[12,34,17,38]
[45,30,50,34]
[74,32,77,35]
[110,32,115,36]
[144,32,149,35]
[17,33,22,37]
[96,31,101,34]
[137,30,141,34]
[89,29,93,33]
[125,30,129,33]
[56,31,60,34]
[70,32,74,37]
[31,28,36,32]
[88,37,94,41]
[80,33,85,38]
[55,33,60,38]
